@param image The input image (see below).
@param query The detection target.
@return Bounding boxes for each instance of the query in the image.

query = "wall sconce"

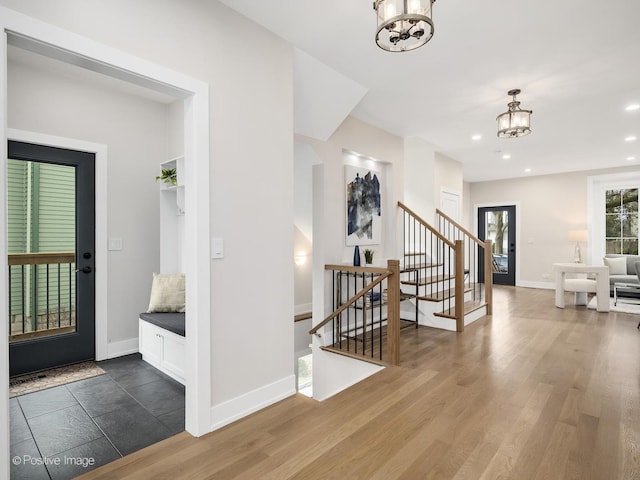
[295,254,307,266]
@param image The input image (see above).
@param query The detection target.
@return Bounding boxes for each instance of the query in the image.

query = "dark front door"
[8,140,95,376]
[478,205,516,286]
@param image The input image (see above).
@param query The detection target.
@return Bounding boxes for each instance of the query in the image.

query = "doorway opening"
[478,205,517,286]
[8,141,95,376]
[1,18,212,477]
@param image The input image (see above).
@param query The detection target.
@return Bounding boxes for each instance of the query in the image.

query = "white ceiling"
[219,0,640,182]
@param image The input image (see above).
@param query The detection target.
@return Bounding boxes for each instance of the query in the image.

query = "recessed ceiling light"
[625,136,637,142]
[502,154,511,160]
[626,104,640,111]
[524,168,532,173]
[627,156,636,161]
[471,134,482,141]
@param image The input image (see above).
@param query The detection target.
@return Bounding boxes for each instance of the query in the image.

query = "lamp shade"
[373,0,435,52]
[568,230,588,242]
[497,89,532,138]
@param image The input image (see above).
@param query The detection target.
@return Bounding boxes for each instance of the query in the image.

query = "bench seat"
[139,312,185,336]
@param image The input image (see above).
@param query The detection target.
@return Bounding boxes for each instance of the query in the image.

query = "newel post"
[484,240,493,316]
[387,259,400,365]
[454,240,465,332]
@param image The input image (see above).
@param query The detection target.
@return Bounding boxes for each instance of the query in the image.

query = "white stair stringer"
[401,286,487,332]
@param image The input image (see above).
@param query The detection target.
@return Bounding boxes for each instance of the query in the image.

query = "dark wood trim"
[294,312,312,322]
[8,252,75,266]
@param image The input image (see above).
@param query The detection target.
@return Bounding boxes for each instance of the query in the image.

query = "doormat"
[9,361,106,398]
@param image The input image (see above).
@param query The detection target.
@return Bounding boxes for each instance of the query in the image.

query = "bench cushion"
[139,312,185,336]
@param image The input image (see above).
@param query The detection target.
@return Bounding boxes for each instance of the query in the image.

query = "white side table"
[553,263,610,312]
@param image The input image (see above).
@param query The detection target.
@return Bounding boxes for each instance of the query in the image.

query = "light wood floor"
[79,287,640,479]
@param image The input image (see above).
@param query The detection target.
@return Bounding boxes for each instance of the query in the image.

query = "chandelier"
[496,89,533,138]
[373,0,435,52]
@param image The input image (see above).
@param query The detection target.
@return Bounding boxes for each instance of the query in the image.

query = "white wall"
[297,116,403,400]
[403,136,436,220]
[293,141,316,314]
[7,52,166,346]
[298,116,404,264]
[294,226,312,312]
[403,140,464,227]
[427,152,464,225]
[434,152,463,218]
[1,0,295,426]
[469,165,640,287]
[463,181,472,231]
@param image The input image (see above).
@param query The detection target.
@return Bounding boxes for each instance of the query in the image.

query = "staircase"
[309,203,493,368]
[398,202,493,332]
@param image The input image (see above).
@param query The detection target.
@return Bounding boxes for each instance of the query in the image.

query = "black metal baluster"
[8,266,12,336]
[361,272,366,357]
[21,265,25,334]
[33,264,38,332]
[370,272,374,359]
[69,263,73,327]
[332,270,337,349]
[432,228,436,301]
[412,216,416,270]
[58,264,61,328]
[379,276,383,359]
[46,264,50,329]
[348,270,352,353]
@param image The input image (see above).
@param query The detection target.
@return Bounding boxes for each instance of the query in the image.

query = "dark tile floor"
[10,354,185,480]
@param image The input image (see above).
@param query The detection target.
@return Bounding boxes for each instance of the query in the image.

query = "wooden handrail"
[398,202,454,249]
[309,268,391,336]
[324,264,389,275]
[435,208,485,247]
[8,252,75,266]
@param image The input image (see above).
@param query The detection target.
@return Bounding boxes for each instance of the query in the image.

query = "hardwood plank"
[78,287,640,480]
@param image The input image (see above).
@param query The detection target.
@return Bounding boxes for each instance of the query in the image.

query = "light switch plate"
[108,237,123,251]
[211,237,224,259]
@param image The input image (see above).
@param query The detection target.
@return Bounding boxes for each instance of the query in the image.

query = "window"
[605,188,638,254]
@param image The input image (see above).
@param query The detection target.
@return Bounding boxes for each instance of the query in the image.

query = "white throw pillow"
[147,273,185,313]
[603,256,627,275]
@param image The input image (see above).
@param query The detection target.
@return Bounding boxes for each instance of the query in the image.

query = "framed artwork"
[345,165,382,246]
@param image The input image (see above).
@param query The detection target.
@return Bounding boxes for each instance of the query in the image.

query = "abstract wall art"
[345,165,382,246]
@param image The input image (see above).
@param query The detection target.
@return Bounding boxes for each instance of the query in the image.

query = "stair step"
[417,286,473,302]
[400,263,442,273]
[433,300,487,319]
[401,274,455,286]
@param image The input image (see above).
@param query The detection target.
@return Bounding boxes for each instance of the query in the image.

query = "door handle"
[76,266,92,274]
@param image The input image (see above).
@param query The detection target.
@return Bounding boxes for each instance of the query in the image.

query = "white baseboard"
[106,337,139,359]
[210,375,296,431]
[517,280,555,290]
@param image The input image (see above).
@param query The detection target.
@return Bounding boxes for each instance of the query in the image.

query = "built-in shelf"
[159,155,185,273]
[159,156,184,215]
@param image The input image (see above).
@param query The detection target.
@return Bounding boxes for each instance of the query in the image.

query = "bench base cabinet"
[139,319,185,385]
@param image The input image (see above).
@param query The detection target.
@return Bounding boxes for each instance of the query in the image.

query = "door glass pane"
[485,210,509,274]
[8,159,76,342]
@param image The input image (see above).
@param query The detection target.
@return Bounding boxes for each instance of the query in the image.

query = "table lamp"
[568,229,588,263]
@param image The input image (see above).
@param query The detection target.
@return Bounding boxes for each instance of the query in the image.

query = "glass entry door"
[8,141,95,376]
[478,205,516,286]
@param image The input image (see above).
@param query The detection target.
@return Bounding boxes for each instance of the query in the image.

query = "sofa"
[604,254,640,292]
